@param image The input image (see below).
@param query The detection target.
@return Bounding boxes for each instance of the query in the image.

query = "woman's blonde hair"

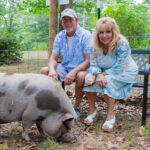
[93,17,125,53]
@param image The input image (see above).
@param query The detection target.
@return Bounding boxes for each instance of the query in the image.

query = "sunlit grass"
[22,50,49,60]
[145,125,150,134]
[42,137,63,150]
[0,50,49,73]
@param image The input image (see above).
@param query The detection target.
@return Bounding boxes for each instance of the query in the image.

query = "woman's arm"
[89,50,102,75]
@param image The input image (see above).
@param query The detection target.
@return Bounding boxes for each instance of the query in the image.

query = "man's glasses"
[61,18,74,23]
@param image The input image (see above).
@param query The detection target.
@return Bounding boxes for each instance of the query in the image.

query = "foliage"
[145,125,150,134]
[127,135,135,143]
[0,0,150,59]
[18,0,49,15]
[0,37,23,65]
[102,1,150,49]
[72,0,150,49]
[0,0,23,64]
[42,137,63,150]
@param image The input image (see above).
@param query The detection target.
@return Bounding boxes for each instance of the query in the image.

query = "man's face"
[61,16,78,35]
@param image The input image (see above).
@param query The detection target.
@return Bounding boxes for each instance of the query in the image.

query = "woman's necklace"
[103,46,108,55]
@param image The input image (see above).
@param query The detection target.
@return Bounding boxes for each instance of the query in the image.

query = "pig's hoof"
[22,133,31,141]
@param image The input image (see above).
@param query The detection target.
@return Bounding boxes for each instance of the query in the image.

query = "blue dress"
[83,40,138,100]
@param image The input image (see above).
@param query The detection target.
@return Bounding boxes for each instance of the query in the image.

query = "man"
[40,8,92,118]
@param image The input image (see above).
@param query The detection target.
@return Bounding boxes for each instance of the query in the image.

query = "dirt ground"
[0,85,150,150]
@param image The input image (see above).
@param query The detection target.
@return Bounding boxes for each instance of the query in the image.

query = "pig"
[0,73,76,141]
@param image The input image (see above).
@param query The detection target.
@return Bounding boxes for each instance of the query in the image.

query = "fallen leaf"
[86,145,94,150]
[139,126,145,136]
[106,141,119,149]
[147,109,150,115]
[138,141,145,147]
[116,136,125,142]
[117,124,123,129]
[0,142,8,150]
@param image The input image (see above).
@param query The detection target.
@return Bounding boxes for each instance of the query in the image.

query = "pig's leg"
[22,109,35,141]
[36,121,47,138]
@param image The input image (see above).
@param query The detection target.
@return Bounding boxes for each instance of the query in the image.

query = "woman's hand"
[96,74,107,88]
[85,75,96,86]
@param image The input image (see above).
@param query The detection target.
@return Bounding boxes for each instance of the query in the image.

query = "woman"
[83,17,138,132]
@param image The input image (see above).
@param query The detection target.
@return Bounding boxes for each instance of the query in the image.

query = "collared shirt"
[53,24,92,72]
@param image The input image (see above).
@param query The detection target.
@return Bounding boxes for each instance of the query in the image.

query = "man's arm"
[48,52,59,80]
[64,53,90,85]
[71,53,90,74]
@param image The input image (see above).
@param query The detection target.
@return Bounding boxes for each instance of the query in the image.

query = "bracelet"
[94,71,101,77]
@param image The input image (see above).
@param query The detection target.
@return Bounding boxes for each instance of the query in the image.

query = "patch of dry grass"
[61,85,150,150]
[65,114,150,150]
[22,50,48,60]
[0,50,48,73]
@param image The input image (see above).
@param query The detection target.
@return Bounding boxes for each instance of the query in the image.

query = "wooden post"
[49,0,58,57]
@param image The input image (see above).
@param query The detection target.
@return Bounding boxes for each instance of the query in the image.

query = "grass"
[0,50,48,73]
[145,125,150,134]
[127,135,135,144]
[22,50,48,60]
[78,112,150,150]
[42,137,63,150]
[0,50,150,149]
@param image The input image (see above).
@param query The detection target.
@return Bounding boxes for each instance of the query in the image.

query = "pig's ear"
[62,113,74,122]
[62,113,74,129]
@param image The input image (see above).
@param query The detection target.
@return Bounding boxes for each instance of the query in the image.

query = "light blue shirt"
[53,25,92,72]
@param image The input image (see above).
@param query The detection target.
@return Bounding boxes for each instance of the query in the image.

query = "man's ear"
[75,18,78,23]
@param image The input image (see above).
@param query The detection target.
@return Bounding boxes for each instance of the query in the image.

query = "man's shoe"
[73,106,80,119]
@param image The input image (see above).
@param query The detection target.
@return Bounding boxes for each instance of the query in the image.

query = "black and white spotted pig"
[0,73,76,141]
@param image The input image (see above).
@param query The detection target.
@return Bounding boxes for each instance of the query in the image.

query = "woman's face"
[98,27,113,46]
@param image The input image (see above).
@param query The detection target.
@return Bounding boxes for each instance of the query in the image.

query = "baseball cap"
[61,8,77,19]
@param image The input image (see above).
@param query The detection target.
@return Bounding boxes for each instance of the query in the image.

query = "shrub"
[0,38,23,65]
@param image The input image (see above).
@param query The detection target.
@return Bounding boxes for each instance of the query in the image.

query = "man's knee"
[76,71,87,84]
[76,71,87,80]
[40,67,49,75]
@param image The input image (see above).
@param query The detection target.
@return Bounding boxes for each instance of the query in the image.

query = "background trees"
[0,0,149,64]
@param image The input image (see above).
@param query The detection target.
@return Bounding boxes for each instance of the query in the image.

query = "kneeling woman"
[83,17,138,132]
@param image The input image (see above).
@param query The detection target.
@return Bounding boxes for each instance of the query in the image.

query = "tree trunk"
[49,0,58,56]
[59,0,72,31]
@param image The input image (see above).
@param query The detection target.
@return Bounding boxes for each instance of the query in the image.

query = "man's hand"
[85,75,96,86]
[96,74,107,88]
[48,70,59,80]
[64,70,76,85]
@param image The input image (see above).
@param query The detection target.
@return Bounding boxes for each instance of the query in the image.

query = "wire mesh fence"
[0,38,49,73]
[0,36,150,98]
